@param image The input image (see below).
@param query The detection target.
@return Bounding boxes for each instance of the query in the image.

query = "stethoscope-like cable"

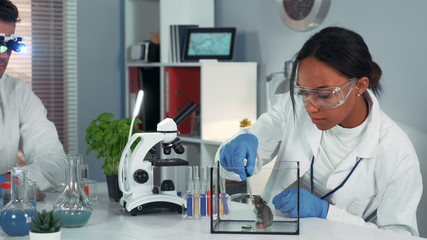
[310,156,364,200]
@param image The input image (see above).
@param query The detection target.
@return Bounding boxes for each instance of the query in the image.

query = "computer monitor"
[182,27,236,62]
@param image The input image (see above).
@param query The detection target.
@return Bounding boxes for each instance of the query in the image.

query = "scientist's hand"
[219,133,258,181]
[272,188,328,219]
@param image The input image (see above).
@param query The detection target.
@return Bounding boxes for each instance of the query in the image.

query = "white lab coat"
[216,90,422,236]
[0,74,67,190]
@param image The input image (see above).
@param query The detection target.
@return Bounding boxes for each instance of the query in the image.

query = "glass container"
[0,168,37,236]
[80,163,98,201]
[210,161,300,235]
[26,180,37,207]
[53,154,93,227]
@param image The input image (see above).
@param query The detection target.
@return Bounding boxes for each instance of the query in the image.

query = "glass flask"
[0,168,37,236]
[53,154,93,227]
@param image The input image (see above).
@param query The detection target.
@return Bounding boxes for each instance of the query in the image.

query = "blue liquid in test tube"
[200,193,206,217]
[200,166,208,217]
[186,166,193,218]
[186,193,193,217]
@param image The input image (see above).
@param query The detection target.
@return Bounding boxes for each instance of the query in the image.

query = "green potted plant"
[30,210,62,240]
[85,112,142,201]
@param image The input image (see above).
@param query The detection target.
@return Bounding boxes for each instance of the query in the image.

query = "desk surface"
[0,182,424,240]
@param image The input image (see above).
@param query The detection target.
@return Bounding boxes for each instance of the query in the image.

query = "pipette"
[246,176,254,203]
[245,162,254,203]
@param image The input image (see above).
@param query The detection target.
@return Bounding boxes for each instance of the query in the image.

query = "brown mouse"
[252,195,273,229]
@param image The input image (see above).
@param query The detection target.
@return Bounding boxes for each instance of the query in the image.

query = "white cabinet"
[124,0,257,167]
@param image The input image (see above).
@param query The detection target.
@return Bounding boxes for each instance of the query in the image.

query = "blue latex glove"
[219,133,258,181]
[272,188,328,219]
[0,174,8,197]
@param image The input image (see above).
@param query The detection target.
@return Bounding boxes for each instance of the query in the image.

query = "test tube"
[186,166,193,218]
[26,180,37,207]
[220,173,229,216]
[206,166,212,217]
[79,163,97,200]
[193,166,200,218]
[212,166,218,218]
[200,166,207,217]
[80,163,89,180]
[220,192,229,215]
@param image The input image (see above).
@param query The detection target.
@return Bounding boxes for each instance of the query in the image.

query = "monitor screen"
[182,27,236,61]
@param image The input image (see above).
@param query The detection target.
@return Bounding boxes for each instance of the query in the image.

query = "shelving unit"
[124,0,214,117]
[124,0,257,167]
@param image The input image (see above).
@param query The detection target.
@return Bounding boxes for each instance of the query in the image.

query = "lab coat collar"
[305,116,322,158]
[354,90,380,159]
[0,73,13,103]
[330,90,381,173]
[294,97,323,157]
[299,103,322,174]
[300,90,381,173]
[0,74,18,104]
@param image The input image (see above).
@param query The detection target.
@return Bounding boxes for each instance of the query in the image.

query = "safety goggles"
[295,78,358,109]
[0,33,26,53]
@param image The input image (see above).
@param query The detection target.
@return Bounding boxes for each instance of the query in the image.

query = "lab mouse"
[252,195,273,229]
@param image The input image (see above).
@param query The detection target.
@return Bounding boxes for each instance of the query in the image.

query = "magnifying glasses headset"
[0,33,26,53]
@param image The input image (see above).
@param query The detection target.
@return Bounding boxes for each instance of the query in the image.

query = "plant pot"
[29,230,61,240]
[106,174,122,202]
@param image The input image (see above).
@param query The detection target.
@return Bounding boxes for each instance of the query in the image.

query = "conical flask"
[53,154,93,227]
[0,167,37,236]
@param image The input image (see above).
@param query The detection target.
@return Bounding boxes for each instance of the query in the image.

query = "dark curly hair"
[289,26,382,111]
[0,0,20,23]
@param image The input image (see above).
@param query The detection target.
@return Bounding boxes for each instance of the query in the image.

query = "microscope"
[118,93,198,216]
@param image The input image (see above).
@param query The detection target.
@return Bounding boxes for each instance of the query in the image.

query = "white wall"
[215,0,427,237]
[77,0,124,183]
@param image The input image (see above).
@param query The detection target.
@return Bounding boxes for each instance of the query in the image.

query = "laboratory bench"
[1,182,424,240]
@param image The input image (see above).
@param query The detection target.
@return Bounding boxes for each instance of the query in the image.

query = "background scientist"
[0,0,67,192]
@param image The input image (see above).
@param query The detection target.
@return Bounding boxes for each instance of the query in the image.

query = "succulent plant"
[31,210,62,233]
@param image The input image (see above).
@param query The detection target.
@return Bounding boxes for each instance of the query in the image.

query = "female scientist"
[218,26,422,236]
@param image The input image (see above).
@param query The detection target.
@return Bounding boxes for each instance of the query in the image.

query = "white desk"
[1,182,424,240]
